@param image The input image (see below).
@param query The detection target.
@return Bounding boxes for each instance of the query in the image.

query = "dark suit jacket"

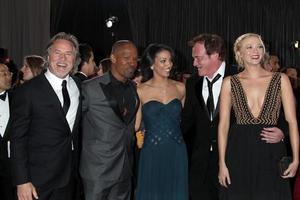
[10,73,81,189]
[80,73,139,184]
[181,65,237,199]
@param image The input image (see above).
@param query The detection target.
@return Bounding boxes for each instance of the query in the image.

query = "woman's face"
[238,36,264,67]
[21,65,34,81]
[153,50,173,78]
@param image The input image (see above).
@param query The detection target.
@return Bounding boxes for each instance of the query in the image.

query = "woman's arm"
[281,73,299,178]
[218,76,232,187]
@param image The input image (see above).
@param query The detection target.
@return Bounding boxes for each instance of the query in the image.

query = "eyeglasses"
[0,71,13,77]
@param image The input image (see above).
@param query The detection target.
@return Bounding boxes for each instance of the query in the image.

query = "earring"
[150,66,154,70]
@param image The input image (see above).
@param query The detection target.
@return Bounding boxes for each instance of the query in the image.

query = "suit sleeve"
[10,85,32,185]
[181,77,196,135]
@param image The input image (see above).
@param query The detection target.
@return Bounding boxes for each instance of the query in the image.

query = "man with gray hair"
[10,32,81,200]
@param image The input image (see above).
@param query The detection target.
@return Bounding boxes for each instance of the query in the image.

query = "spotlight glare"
[294,41,299,49]
[105,16,118,28]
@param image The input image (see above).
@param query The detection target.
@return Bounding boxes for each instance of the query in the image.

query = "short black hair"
[78,43,93,71]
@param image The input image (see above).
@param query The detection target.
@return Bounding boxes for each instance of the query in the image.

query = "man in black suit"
[10,32,81,200]
[181,33,285,200]
[74,43,97,82]
[0,63,14,200]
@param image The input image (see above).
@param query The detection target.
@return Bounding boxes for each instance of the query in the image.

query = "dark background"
[51,0,300,73]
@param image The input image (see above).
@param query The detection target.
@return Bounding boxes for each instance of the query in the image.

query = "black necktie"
[61,80,70,115]
[206,74,221,119]
[0,92,6,101]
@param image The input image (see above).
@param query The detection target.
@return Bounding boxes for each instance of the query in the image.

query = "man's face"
[0,64,12,92]
[192,42,220,78]
[111,43,138,81]
[86,52,96,76]
[269,56,280,72]
[47,39,76,79]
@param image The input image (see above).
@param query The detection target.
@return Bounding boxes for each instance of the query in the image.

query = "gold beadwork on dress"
[231,72,281,125]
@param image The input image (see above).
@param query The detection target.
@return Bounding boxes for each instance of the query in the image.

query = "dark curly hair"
[140,43,175,82]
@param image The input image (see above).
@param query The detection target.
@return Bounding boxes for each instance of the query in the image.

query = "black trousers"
[190,150,219,200]
[0,175,16,200]
[36,177,75,200]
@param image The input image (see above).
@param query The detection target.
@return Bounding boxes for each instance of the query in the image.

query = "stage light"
[293,41,299,49]
[105,16,118,28]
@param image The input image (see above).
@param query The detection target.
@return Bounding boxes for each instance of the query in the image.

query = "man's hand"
[260,127,284,143]
[17,182,38,200]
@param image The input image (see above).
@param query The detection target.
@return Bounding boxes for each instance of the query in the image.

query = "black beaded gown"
[220,72,291,200]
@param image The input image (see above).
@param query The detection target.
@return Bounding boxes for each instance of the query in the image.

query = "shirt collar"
[205,61,226,81]
[109,71,130,86]
[78,71,87,77]
[45,69,70,89]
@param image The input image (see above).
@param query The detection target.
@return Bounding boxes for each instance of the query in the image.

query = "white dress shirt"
[202,61,226,111]
[45,70,79,131]
[0,91,9,137]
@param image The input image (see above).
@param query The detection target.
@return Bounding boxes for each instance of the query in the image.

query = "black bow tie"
[0,92,7,101]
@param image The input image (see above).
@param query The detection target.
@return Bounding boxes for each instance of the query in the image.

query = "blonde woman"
[218,33,299,199]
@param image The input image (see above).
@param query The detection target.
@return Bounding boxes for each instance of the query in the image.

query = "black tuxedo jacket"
[10,73,81,189]
[181,65,237,199]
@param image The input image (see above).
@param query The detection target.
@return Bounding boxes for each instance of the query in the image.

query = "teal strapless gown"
[136,99,188,200]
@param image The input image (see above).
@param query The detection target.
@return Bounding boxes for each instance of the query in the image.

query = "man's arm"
[260,108,287,143]
[10,85,38,200]
[181,77,196,135]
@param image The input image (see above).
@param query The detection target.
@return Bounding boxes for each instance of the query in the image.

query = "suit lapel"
[71,76,82,133]
[213,64,236,118]
[195,77,210,119]
[99,74,139,124]
[99,81,125,123]
[40,74,72,133]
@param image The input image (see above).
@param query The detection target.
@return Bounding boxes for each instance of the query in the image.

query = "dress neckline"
[143,98,181,106]
[234,73,277,120]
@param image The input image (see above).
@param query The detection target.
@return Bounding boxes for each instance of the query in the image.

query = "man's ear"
[211,52,219,60]
[110,54,116,63]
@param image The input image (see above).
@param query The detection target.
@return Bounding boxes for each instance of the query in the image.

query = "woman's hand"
[282,160,299,178]
[136,130,144,149]
[218,163,231,188]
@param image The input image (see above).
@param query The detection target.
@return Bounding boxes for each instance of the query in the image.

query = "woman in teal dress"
[135,43,188,200]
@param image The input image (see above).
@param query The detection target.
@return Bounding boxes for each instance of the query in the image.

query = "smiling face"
[47,39,76,78]
[192,42,221,78]
[152,50,173,78]
[111,43,138,81]
[237,36,265,67]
